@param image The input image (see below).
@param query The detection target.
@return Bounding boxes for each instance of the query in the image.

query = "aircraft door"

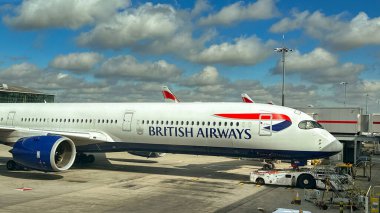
[259,113,272,136]
[6,112,16,126]
[122,112,134,131]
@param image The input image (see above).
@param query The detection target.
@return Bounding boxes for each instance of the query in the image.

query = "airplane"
[241,93,254,103]
[162,86,180,103]
[0,101,342,180]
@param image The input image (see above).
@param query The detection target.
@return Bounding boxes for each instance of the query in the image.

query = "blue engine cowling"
[12,135,76,172]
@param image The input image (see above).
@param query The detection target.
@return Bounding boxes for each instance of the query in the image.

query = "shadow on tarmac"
[0,171,63,180]
[71,155,258,181]
[1,153,260,182]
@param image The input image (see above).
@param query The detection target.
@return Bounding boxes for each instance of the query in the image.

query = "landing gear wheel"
[6,160,17,170]
[297,175,316,189]
[256,178,265,185]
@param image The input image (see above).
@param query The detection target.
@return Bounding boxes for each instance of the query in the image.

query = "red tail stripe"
[373,122,380,124]
[214,113,291,121]
[162,91,177,101]
[318,120,357,124]
[242,97,253,103]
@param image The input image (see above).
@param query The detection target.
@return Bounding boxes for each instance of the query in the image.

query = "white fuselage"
[0,102,342,160]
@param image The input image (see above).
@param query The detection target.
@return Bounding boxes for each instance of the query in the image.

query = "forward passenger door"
[259,113,272,136]
[122,112,134,131]
[6,112,16,126]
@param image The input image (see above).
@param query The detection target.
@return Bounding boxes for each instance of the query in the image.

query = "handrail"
[366,185,372,197]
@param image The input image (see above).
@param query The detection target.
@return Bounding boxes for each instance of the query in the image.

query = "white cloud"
[3,0,129,29]
[77,3,181,49]
[269,10,310,33]
[198,0,279,26]
[190,36,274,65]
[270,11,380,50]
[272,48,364,84]
[0,62,39,79]
[182,66,225,86]
[0,63,95,94]
[0,62,359,109]
[191,0,211,17]
[276,48,338,72]
[98,55,181,82]
[50,52,103,72]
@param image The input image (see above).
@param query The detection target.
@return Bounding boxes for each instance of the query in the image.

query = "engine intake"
[12,136,76,172]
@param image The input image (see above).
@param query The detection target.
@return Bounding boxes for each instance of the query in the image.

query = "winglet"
[162,86,179,103]
[241,93,254,103]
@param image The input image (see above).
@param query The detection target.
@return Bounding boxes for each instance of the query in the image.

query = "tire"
[297,174,316,189]
[6,160,17,170]
[256,178,265,185]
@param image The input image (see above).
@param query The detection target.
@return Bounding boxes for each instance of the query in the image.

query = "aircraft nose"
[322,139,343,153]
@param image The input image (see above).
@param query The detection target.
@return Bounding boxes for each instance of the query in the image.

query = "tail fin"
[162,86,180,103]
[241,93,254,103]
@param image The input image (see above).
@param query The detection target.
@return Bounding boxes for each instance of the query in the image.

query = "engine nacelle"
[12,136,76,172]
[128,151,166,158]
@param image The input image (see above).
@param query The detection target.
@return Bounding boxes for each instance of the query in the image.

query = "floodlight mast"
[274,35,293,106]
[366,93,369,114]
[340,82,348,106]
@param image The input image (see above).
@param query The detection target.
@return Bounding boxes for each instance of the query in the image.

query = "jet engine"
[11,136,76,172]
[128,151,166,158]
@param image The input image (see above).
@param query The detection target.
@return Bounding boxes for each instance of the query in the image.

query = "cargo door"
[122,112,134,131]
[6,112,15,126]
[259,113,272,136]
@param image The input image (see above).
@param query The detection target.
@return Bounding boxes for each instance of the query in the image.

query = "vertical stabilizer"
[241,93,254,103]
[162,86,180,103]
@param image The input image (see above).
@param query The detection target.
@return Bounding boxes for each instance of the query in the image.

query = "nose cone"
[322,140,343,153]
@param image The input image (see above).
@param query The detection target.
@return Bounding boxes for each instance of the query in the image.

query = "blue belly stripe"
[77,142,338,160]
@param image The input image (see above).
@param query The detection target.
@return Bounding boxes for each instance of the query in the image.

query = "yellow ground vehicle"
[369,186,380,213]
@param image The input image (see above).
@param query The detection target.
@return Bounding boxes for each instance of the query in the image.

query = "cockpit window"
[298,120,324,129]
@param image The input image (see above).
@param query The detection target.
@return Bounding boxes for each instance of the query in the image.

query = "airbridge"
[295,107,380,164]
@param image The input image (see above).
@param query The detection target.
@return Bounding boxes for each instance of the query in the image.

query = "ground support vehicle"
[249,167,353,190]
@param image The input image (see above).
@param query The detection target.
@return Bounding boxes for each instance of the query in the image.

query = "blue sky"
[0,0,379,112]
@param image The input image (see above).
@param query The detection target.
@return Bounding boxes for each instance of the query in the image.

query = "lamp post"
[365,94,369,114]
[340,82,348,106]
[274,37,292,106]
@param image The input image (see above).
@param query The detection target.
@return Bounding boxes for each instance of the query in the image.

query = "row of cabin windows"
[142,120,240,127]
[20,117,118,124]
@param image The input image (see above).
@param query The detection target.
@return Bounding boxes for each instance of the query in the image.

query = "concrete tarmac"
[0,144,379,213]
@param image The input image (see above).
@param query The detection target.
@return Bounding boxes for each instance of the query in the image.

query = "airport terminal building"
[0,84,54,103]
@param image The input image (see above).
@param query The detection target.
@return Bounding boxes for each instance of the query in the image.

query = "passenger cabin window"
[298,120,324,130]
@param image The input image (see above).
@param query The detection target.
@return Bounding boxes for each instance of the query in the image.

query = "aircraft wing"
[0,126,16,132]
[0,126,116,146]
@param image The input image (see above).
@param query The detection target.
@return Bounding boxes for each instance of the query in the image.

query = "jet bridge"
[295,107,380,164]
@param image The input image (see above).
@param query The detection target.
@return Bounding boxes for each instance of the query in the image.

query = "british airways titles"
[149,126,252,140]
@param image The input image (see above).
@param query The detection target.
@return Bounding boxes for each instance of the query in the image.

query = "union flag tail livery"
[241,93,254,103]
[162,86,179,103]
